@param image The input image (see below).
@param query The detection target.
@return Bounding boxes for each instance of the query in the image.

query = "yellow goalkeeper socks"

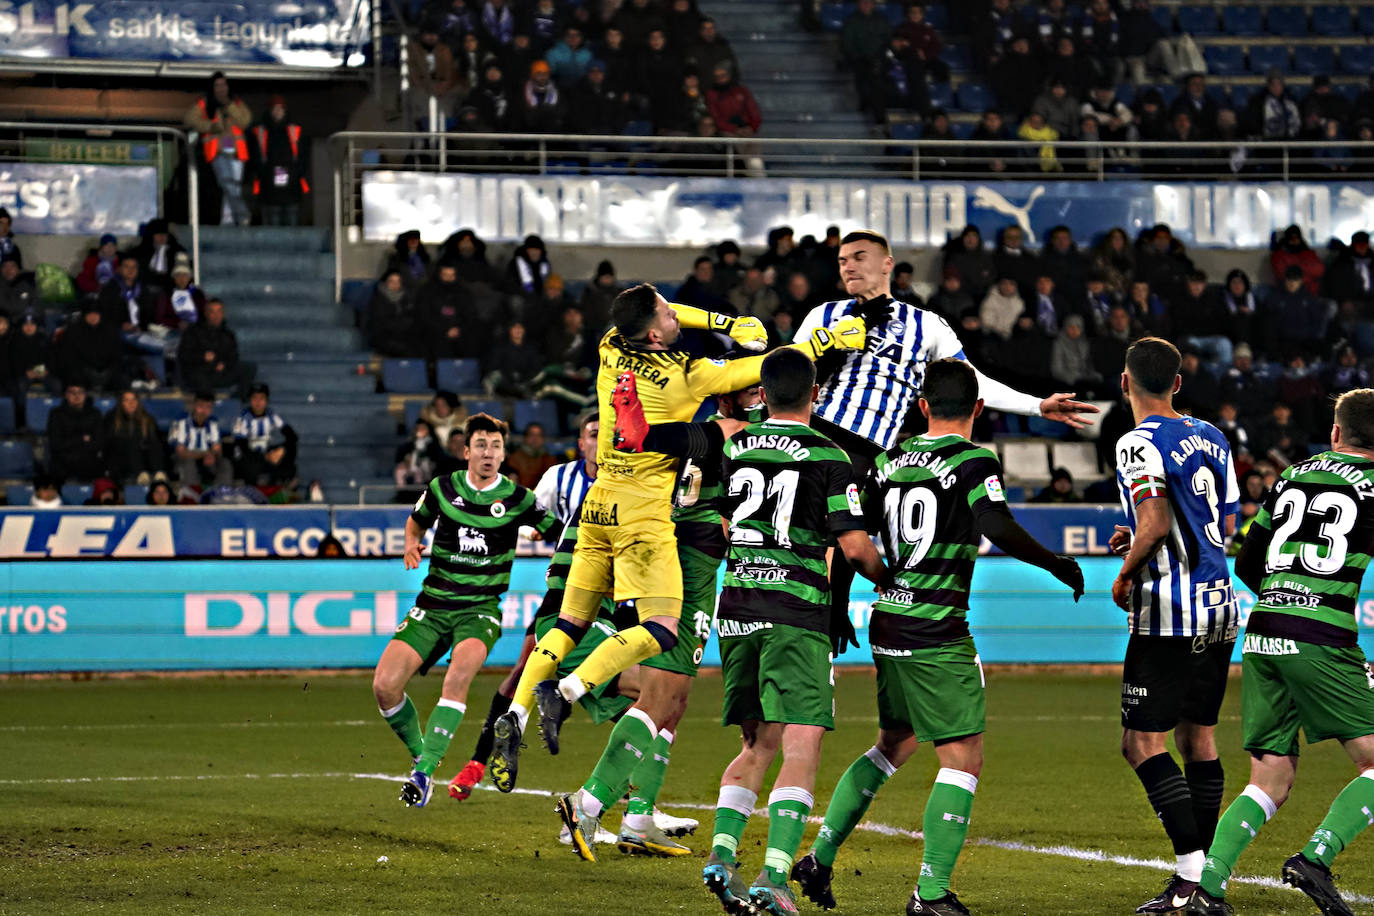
[511,627,577,727]
[561,624,664,700]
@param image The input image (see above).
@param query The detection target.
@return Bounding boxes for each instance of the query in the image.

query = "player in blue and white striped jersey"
[169,391,231,487]
[793,230,1097,649]
[1106,338,1239,914]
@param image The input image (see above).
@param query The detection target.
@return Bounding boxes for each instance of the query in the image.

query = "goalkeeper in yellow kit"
[489,283,865,792]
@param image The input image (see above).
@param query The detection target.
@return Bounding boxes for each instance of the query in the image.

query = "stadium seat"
[927,82,955,110]
[1312,4,1353,34]
[1248,45,1289,73]
[125,485,148,504]
[1049,441,1102,482]
[1205,83,1231,108]
[404,399,424,431]
[61,483,92,504]
[0,399,14,435]
[956,81,994,112]
[1153,83,1180,106]
[25,395,59,431]
[1221,6,1262,34]
[890,122,921,140]
[1151,4,1174,33]
[514,399,560,435]
[1027,416,1070,439]
[1341,44,1374,74]
[1265,5,1308,35]
[1001,440,1052,485]
[466,398,505,421]
[880,3,903,26]
[93,396,114,415]
[1357,5,1374,34]
[923,4,948,31]
[214,400,241,430]
[0,441,35,478]
[1293,46,1335,76]
[1336,82,1362,104]
[6,484,31,505]
[435,358,482,393]
[1177,6,1220,35]
[940,44,972,73]
[381,358,428,393]
[820,3,847,31]
[1228,83,1256,109]
[143,398,187,429]
[952,122,976,140]
[621,119,653,136]
[141,354,166,384]
[1203,46,1245,76]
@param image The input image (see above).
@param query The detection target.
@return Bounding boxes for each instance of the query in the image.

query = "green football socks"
[1302,770,1374,868]
[380,694,423,759]
[1200,784,1277,897]
[415,698,465,776]
[624,729,675,830]
[712,784,758,861]
[916,768,978,901]
[813,747,897,867]
[581,708,657,816]
[763,787,814,884]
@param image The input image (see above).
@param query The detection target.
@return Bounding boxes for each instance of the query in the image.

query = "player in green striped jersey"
[703,348,891,916]
[1191,389,1374,916]
[372,413,559,809]
[793,359,1083,916]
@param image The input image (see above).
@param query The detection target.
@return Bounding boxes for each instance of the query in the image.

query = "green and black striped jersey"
[672,407,766,560]
[410,471,559,611]
[1245,451,1374,648]
[870,434,1009,650]
[718,419,866,634]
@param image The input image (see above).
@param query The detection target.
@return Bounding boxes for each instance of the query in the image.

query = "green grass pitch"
[1,669,1369,915]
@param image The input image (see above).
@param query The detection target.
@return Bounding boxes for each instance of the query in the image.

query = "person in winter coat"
[580,260,619,332]
[157,255,207,331]
[248,96,310,225]
[980,276,1025,340]
[394,419,450,492]
[47,382,106,481]
[408,22,460,129]
[470,58,516,131]
[131,219,186,294]
[1269,224,1324,296]
[10,311,53,398]
[568,61,628,134]
[991,37,1043,119]
[518,60,566,132]
[104,389,166,485]
[895,3,947,82]
[1091,227,1135,296]
[993,224,1040,296]
[177,299,251,396]
[61,304,128,392]
[386,230,431,288]
[483,321,545,396]
[439,229,501,288]
[420,263,479,359]
[1221,268,1258,343]
[506,234,551,299]
[1324,231,1374,312]
[0,207,21,268]
[1032,78,1080,139]
[1264,265,1329,360]
[942,226,996,300]
[546,25,593,87]
[685,17,736,81]
[367,270,422,357]
[929,268,975,324]
[706,62,762,138]
[183,71,253,226]
[1245,70,1301,140]
[77,234,121,297]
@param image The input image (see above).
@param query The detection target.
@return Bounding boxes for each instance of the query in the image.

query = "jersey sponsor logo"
[984,475,1005,502]
[490,501,505,518]
[728,433,811,461]
[877,587,915,606]
[872,644,913,657]
[845,483,863,516]
[1242,634,1300,656]
[716,618,772,637]
[1191,624,1237,653]
[733,561,789,584]
[1122,683,1148,697]
[580,501,620,526]
[457,526,489,554]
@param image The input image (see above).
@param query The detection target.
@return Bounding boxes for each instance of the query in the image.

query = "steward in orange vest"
[248,96,311,225]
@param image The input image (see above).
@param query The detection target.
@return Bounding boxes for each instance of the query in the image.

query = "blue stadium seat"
[93,396,114,415]
[141,354,166,384]
[1113,82,1136,106]
[1221,6,1263,34]
[1177,5,1220,35]
[1205,83,1231,108]
[61,483,91,504]
[890,122,921,140]
[1266,5,1308,35]
[621,119,653,137]
[341,278,372,317]
[360,149,382,166]
[465,397,505,420]
[6,484,31,505]
[1312,4,1353,34]
[1336,82,1362,104]
[927,82,955,110]
[0,441,35,478]
[1228,83,1256,109]
[1341,44,1374,74]
[1152,83,1180,106]
[1151,4,1174,33]
[940,44,971,72]
[25,395,60,431]
[0,399,14,435]
[952,122,975,140]
[1293,46,1335,76]
[1203,46,1245,76]
[1249,45,1289,73]
[880,3,903,26]
[514,399,560,435]
[381,358,428,393]
[214,400,241,430]
[1358,6,1374,34]
[435,358,482,393]
[820,3,847,31]
[143,399,187,429]
[956,81,994,112]
[923,4,948,31]
[125,485,148,504]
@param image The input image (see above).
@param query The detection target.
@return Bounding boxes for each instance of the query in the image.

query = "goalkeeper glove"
[707,313,768,352]
[799,316,867,360]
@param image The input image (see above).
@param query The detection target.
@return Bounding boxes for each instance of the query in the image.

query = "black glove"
[1054,555,1085,602]
[854,294,895,330]
[829,600,861,656]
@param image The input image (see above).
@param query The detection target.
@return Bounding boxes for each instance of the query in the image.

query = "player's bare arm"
[1112,492,1171,610]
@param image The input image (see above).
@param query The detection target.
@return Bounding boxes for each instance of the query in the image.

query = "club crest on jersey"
[490,501,505,518]
[846,483,863,515]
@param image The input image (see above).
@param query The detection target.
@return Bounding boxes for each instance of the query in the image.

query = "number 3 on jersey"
[728,468,798,547]
[1265,488,1358,575]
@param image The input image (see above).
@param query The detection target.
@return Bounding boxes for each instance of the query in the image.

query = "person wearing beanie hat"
[132,218,185,293]
[1030,466,1082,503]
[157,252,207,329]
[1245,67,1300,141]
[507,234,552,298]
[248,93,310,225]
[579,260,619,332]
[0,205,20,267]
[76,233,120,295]
[518,59,565,133]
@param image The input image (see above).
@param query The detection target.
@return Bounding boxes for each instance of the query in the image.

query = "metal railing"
[0,122,199,280]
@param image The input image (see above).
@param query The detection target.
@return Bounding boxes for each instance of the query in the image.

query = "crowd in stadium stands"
[403,0,762,153]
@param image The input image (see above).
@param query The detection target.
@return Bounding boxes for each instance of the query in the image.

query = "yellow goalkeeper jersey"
[594,330,768,500]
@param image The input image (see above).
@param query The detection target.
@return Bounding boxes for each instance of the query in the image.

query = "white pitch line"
[0,719,374,732]
[4,769,1367,905]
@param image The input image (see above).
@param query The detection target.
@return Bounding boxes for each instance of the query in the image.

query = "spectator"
[1082,272,1119,333]
[184,71,253,226]
[664,0,702,52]
[60,304,127,392]
[998,312,1054,391]
[1235,468,1266,520]
[85,477,123,506]
[1050,315,1101,392]
[441,428,468,475]
[543,305,597,392]
[419,262,475,360]
[1269,224,1324,296]
[30,474,60,508]
[1030,274,1072,337]
[104,389,166,485]
[919,109,959,175]
[439,228,500,289]
[993,225,1039,296]
[248,96,310,226]
[612,0,663,49]
[970,110,1016,174]
[507,422,559,485]
[1031,467,1083,504]
[1079,0,1122,83]
[1090,226,1135,296]
[470,58,515,131]
[1064,114,1105,175]
[480,0,515,47]
[0,255,36,315]
[76,233,121,297]
[1162,110,1203,173]
[597,27,634,96]
[580,259,619,331]
[170,392,232,488]
[1216,402,1252,464]
[506,34,543,96]
[1326,344,1370,398]
[929,268,974,324]
[1172,271,1232,371]
[728,266,780,319]
[10,311,52,398]
[1134,223,1192,305]
[1018,110,1063,172]
[1134,87,1169,142]
[395,419,449,494]
[895,3,947,82]
[880,35,929,118]
[178,299,251,396]
[507,234,551,299]
[232,383,296,487]
[387,230,432,287]
[1081,80,1135,145]
[1091,304,1139,392]
[953,308,995,365]
[1033,77,1080,139]
[891,263,922,305]
[568,61,628,135]
[1121,0,1167,85]
[636,28,683,117]
[518,60,566,132]
[979,276,1024,341]
[1220,268,1257,343]
[483,321,545,396]
[1035,0,1078,53]
[1265,265,1328,359]
[711,241,744,296]
[1126,277,1169,336]
[420,391,468,444]
[1175,348,1221,420]
[1245,70,1301,141]
[778,272,818,317]
[157,254,206,332]
[146,479,176,506]
[132,219,185,293]
[706,62,764,173]
[689,115,732,174]
[454,31,486,89]
[685,17,736,81]
[841,0,893,117]
[755,227,801,277]
[1036,226,1088,304]
[0,207,20,267]
[1045,37,1093,100]
[408,21,460,131]
[1323,231,1374,313]
[1254,402,1307,469]
[974,0,1018,69]
[529,272,572,327]
[678,255,729,310]
[47,383,105,482]
[1304,74,1352,133]
[1278,354,1326,439]
[99,255,175,356]
[766,308,798,348]
[1170,73,1218,139]
[661,70,711,134]
[1221,343,1274,424]
[990,36,1041,119]
[368,269,421,357]
[523,0,561,55]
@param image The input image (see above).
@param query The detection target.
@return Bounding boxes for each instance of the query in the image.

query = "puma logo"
[971,185,1046,244]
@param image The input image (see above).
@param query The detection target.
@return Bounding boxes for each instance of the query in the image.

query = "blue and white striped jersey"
[534,458,594,526]
[795,299,966,450]
[168,415,221,452]
[232,409,285,454]
[1114,414,1240,638]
